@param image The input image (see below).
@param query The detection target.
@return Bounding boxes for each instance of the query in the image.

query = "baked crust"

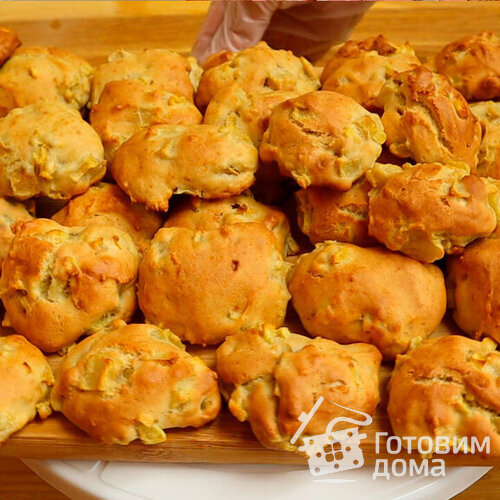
[260,91,385,190]
[0,198,33,272]
[164,194,297,255]
[447,238,500,343]
[288,241,446,360]
[52,183,163,253]
[50,321,221,445]
[196,41,319,108]
[91,49,201,107]
[202,50,235,71]
[434,31,500,101]
[111,124,258,211]
[367,163,497,262]
[0,219,139,353]
[0,335,53,444]
[0,46,92,116]
[295,177,376,246]
[377,65,481,171]
[321,35,419,110]
[471,101,500,178]
[204,84,300,146]
[90,79,202,161]
[388,336,500,457]
[0,27,21,66]
[138,224,291,346]
[216,325,381,451]
[0,102,105,200]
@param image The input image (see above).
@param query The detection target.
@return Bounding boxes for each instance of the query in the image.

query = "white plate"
[24,460,491,500]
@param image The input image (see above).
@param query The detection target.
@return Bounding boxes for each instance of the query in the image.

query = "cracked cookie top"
[259,90,385,190]
[216,325,381,451]
[50,321,220,444]
[388,335,500,457]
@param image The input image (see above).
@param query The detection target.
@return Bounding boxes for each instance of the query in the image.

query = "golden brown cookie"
[260,91,385,190]
[91,49,201,107]
[0,219,139,353]
[388,336,500,457]
[111,124,258,211]
[321,35,420,110]
[0,46,93,116]
[470,101,500,178]
[295,177,376,246]
[0,198,33,273]
[202,50,235,71]
[196,42,319,108]
[0,335,53,444]
[367,163,497,262]
[204,84,300,146]
[164,195,297,255]
[288,241,446,360]
[447,239,500,343]
[90,79,202,161]
[377,65,481,170]
[216,325,381,451]
[138,224,291,346]
[0,27,21,66]
[52,183,163,253]
[50,321,221,445]
[0,102,105,200]
[434,31,500,101]
[483,176,500,239]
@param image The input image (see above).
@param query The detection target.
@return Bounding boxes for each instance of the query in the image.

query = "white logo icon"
[291,397,372,476]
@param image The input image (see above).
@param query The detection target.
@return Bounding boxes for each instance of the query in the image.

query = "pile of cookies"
[0,25,499,458]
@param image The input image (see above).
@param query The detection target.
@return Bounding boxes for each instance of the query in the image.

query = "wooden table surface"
[1,1,500,498]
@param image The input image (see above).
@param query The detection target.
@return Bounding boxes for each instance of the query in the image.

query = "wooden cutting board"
[0,0,500,467]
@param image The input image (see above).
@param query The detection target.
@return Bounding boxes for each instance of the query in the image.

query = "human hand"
[191,0,374,64]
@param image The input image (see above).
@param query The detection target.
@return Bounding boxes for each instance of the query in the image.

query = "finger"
[194,1,280,64]
[191,1,227,61]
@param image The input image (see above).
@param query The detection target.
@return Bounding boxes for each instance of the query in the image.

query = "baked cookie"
[196,42,319,108]
[111,124,258,211]
[91,49,202,107]
[260,91,385,190]
[367,163,497,262]
[0,46,92,116]
[434,31,500,101]
[377,65,481,170]
[90,79,202,161]
[0,27,21,66]
[288,242,446,360]
[204,84,300,146]
[52,183,163,253]
[0,335,53,444]
[50,321,221,445]
[0,219,139,353]
[388,336,500,457]
[321,35,420,110]
[447,238,500,343]
[202,50,235,71]
[0,198,33,273]
[0,102,105,200]
[138,224,291,346]
[295,177,376,246]
[216,325,381,451]
[470,101,500,178]
[164,195,298,255]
